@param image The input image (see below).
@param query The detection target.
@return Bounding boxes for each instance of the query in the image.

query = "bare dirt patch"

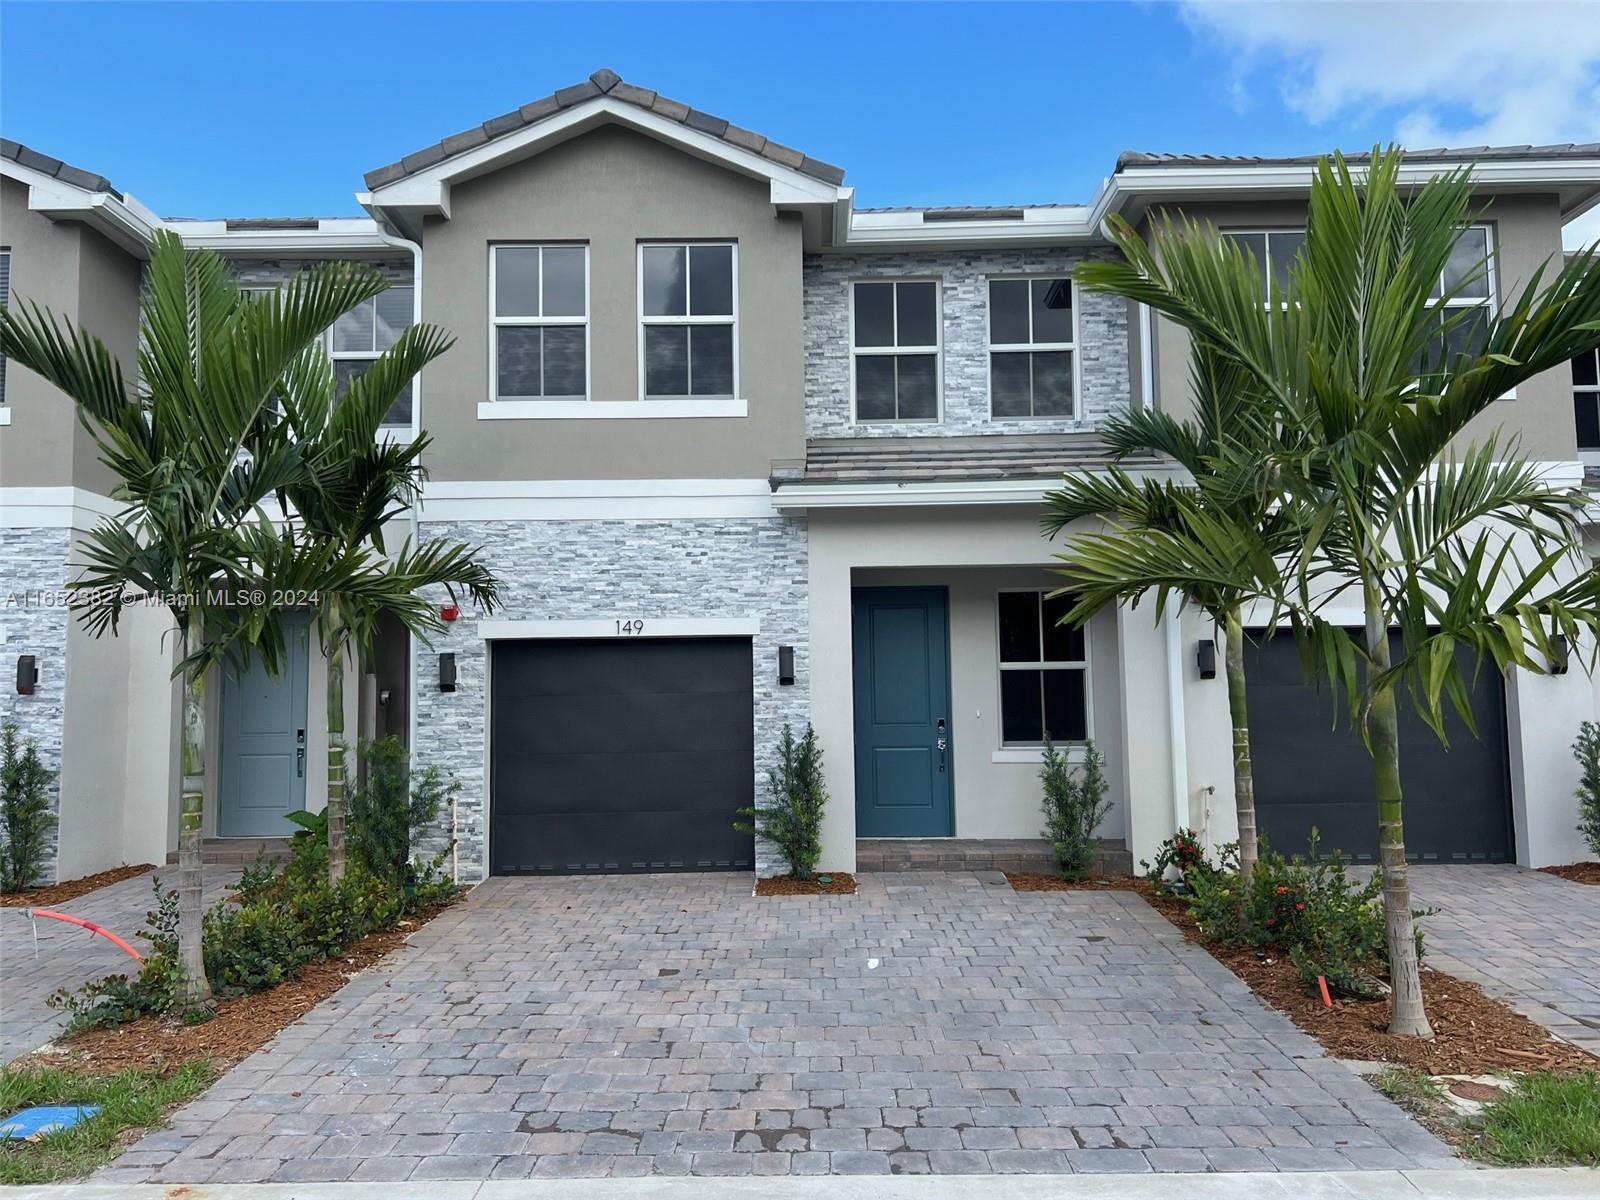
[1006,871,1596,1076]
[0,865,156,908]
[755,872,858,896]
[1539,862,1600,886]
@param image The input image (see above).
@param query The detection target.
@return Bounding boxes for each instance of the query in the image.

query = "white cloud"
[1179,2,1600,247]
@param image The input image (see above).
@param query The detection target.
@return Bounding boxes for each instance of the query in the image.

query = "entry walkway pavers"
[0,865,238,1064]
[98,871,1455,1181]
[1406,865,1600,1058]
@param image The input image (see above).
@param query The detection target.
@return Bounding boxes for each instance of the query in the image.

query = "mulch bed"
[1006,871,1597,1076]
[19,897,463,1077]
[755,872,858,896]
[1007,872,1126,892]
[0,865,156,908]
[1539,862,1600,886]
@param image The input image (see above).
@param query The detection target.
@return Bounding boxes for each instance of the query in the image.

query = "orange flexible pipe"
[27,908,143,961]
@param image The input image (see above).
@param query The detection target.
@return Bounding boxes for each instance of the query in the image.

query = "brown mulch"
[1005,871,1597,1076]
[1539,862,1600,886]
[20,897,462,1077]
[0,864,156,908]
[1006,872,1126,892]
[755,872,858,896]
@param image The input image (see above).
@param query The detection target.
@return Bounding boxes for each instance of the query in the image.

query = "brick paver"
[1406,864,1600,1057]
[0,866,238,1063]
[96,870,1455,1181]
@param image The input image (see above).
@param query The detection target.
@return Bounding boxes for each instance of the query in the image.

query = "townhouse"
[3,70,1598,885]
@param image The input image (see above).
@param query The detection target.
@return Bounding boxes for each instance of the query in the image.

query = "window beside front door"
[997,590,1089,745]
[332,284,417,426]
[640,242,737,400]
[851,279,941,423]
[492,244,589,403]
[988,277,1076,419]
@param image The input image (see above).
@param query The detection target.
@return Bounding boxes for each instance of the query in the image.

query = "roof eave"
[2,157,160,258]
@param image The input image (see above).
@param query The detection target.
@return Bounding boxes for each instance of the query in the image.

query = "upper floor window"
[1575,349,1600,453]
[989,277,1075,419]
[852,279,940,422]
[333,285,416,426]
[1421,224,1495,370]
[0,248,9,411]
[493,245,588,404]
[998,589,1088,746]
[1223,229,1306,303]
[640,242,737,400]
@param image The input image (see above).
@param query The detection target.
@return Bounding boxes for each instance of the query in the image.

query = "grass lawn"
[0,1061,214,1185]
[1471,1071,1600,1166]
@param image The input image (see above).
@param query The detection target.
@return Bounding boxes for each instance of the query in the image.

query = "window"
[640,242,736,399]
[989,277,1075,418]
[0,248,9,411]
[1419,225,1495,375]
[1222,229,1306,304]
[852,280,940,422]
[331,285,416,426]
[997,590,1089,745]
[492,245,588,405]
[1576,349,1600,453]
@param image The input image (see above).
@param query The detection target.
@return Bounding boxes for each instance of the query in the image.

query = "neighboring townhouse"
[2,71,1598,887]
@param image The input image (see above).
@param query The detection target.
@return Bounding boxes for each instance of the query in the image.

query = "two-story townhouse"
[3,72,1598,888]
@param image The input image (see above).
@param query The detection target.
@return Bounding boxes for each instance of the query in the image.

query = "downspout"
[1164,607,1190,837]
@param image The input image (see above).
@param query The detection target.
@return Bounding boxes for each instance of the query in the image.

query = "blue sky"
[3,2,1598,243]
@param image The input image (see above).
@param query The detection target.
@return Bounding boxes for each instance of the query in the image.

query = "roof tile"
[611,81,657,107]
[760,139,806,169]
[553,80,601,108]
[650,94,692,123]
[363,161,408,189]
[1,139,123,199]
[440,126,490,157]
[482,109,526,139]
[520,95,561,123]
[589,67,621,92]
[400,143,448,174]
[684,109,729,137]
[800,156,847,186]
[722,123,767,154]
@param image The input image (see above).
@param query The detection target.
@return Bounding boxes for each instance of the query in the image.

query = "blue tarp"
[0,1105,101,1139]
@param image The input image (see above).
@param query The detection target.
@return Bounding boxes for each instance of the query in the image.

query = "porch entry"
[851,586,954,836]
[218,612,311,837]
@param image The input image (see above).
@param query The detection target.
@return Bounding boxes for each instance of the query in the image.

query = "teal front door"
[218,613,310,837]
[852,587,953,837]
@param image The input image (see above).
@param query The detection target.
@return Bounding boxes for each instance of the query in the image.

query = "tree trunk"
[326,627,347,884]
[1223,608,1258,881]
[177,618,212,1005]
[1364,596,1433,1039]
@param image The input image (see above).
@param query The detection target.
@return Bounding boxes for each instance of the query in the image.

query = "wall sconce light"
[439,653,457,693]
[1550,635,1570,676]
[1196,639,1217,680]
[15,655,38,695]
[778,645,795,686]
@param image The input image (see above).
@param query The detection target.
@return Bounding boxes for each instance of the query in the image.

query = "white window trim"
[328,283,419,428]
[984,274,1081,421]
[489,244,591,405]
[636,241,740,403]
[1575,348,1600,459]
[848,277,944,425]
[995,587,1093,749]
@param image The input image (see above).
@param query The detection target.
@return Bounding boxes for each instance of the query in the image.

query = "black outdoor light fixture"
[778,645,796,686]
[1550,635,1571,676]
[15,655,38,695]
[1196,639,1217,680]
[438,652,457,693]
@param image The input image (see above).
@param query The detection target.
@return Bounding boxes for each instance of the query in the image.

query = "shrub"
[48,881,185,1031]
[735,723,828,880]
[1575,722,1600,857]
[347,736,456,884]
[1143,827,1216,891]
[1,722,57,893]
[1039,737,1113,879]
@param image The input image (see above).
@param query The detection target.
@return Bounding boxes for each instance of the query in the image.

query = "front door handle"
[937,718,948,772]
[295,728,306,778]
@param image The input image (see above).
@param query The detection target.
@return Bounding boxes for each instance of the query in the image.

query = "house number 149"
[616,619,646,635]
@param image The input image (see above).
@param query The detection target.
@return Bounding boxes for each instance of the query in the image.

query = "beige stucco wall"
[419,123,806,481]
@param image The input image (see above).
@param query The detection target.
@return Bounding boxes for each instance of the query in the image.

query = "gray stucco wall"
[410,515,810,879]
[803,248,1131,438]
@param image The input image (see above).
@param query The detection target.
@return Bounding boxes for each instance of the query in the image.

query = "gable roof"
[363,68,846,191]
[1,138,122,198]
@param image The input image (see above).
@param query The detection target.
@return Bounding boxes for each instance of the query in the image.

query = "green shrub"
[1142,827,1217,891]
[1,723,57,893]
[347,736,456,884]
[1039,737,1112,879]
[282,808,329,886]
[735,723,829,880]
[1574,722,1600,857]
[48,881,185,1032]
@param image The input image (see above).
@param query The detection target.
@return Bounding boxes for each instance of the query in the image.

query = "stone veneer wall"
[0,526,73,884]
[229,257,412,289]
[803,248,1130,438]
[411,515,810,879]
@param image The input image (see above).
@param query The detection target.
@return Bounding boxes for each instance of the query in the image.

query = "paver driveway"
[0,866,238,1064]
[100,871,1454,1182]
[1407,865,1600,1058]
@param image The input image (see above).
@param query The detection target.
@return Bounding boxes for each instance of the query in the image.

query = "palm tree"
[278,344,500,882]
[0,231,389,1002]
[1074,147,1600,1037]
[1042,344,1296,880]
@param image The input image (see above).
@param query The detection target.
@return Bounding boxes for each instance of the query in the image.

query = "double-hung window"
[1575,348,1600,456]
[1222,229,1307,304]
[331,285,416,427]
[640,242,737,399]
[997,590,1089,745]
[852,280,940,422]
[493,245,588,403]
[989,277,1076,418]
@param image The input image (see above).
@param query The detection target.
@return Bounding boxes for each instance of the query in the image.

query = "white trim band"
[477,398,747,421]
[419,478,779,521]
[479,617,760,640]
[0,487,121,529]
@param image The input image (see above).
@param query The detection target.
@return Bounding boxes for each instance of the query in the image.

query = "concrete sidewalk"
[4,1168,1595,1199]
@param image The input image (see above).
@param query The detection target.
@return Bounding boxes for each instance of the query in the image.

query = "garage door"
[490,637,755,874]
[1245,633,1513,864]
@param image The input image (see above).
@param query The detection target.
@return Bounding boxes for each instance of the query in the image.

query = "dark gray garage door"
[490,637,755,874]
[1245,633,1513,864]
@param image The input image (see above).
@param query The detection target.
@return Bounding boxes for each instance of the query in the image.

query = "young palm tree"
[1076,148,1600,1036]
[1042,344,1296,880]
